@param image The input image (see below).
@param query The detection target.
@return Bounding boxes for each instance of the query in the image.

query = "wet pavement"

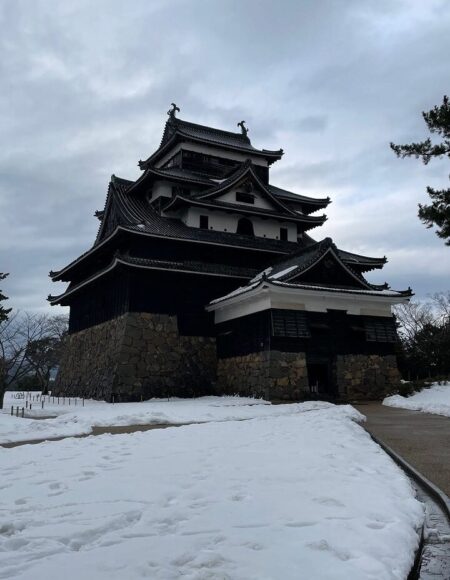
[355,403,450,496]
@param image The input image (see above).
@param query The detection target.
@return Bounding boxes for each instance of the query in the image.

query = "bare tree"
[394,300,434,345]
[25,315,68,393]
[394,292,450,379]
[430,291,450,324]
[0,312,68,408]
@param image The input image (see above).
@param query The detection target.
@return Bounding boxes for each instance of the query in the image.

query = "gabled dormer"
[163,162,326,242]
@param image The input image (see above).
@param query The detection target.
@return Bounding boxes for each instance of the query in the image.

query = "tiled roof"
[249,237,386,291]
[140,117,283,167]
[267,185,330,211]
[50,176,301,280]
[144,166,214,185]
[125,255,258,278]
[208,278,412,307]
[163,118,254,150]
[337,249,387,268]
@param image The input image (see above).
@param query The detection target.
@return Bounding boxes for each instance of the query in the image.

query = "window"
[364,317,397,343]
[199,215,209,229]
[280,227,288,241]
[236,217,254,236]
[236,191,255,204]
[271,310,310,338]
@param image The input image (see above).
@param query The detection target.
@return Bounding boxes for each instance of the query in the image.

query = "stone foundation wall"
[55,315,401,402]
[217,351,309,401]
[217,351,401,401]
[335,354,401,400]
[54,313,216,401]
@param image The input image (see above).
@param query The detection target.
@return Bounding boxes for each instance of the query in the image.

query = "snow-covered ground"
[384,382,450,418]
[1,393,331,445]
[0,403,422,580]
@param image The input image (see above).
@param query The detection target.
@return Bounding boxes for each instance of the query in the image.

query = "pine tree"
[0,273,11,324]
[391,95,450,245]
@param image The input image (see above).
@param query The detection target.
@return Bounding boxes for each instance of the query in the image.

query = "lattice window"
[364,317,397,343]
[271,309,310,338]
[236,191,255,204]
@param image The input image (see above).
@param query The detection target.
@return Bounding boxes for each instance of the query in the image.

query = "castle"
[49,105,410,401]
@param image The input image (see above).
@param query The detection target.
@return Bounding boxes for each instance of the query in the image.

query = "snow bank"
[384,382,450,417]
[0,394,332,445]
[0,405,422,580]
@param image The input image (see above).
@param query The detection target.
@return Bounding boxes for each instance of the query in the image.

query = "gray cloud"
[0,0,449,313]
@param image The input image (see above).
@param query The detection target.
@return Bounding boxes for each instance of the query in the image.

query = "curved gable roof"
[193,161,302,216]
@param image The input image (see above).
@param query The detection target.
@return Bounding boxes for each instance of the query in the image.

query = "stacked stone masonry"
[55,313,401,401]
[54,312,216,401]
[335,354,401,400]
[216,351,309,401]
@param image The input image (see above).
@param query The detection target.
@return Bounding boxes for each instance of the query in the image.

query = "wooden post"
[10,406,13,416]
[82,398,85,407]
[21,408,24,418]
[16,406,19,417]
[41,400,44,409]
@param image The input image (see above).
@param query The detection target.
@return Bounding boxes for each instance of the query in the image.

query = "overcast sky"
[1,0,449,314]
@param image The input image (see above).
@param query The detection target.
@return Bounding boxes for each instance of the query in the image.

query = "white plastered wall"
[208,284,406,324]
[177,207,297,242]
[150,180,172,201]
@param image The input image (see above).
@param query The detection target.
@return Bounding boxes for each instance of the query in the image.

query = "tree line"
[394,292,450,381]
[0,273,68,409]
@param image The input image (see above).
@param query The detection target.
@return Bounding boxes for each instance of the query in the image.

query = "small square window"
[236,192,255,204]
[280,227,288,241]
[199,215,209,229]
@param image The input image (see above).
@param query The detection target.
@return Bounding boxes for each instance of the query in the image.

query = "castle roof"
[49,107,398,311]
[48,252,260,305]
[266,185,330,214]
[207,237,412,309]
[139,115,284,168]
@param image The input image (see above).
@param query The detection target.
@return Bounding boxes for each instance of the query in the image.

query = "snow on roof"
[209,279,405,307]
[250,267,273,283]
[270,265,297,280]
[209,280,261,305]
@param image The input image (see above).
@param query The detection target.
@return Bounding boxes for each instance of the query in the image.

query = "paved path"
[355,403,450,496]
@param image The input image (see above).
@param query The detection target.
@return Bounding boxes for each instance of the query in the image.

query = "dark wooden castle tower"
[49,104,411,401]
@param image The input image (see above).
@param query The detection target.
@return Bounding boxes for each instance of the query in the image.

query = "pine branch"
[390,139,450,164]
[418,187,450,244]
[423,95,450,139]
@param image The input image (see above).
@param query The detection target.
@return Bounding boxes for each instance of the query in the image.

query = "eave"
[48,254,258,305]
[195,161,301,216]
[49,224,298,281]
[138,132,283,169]
[207,278,413,310]
[268,185,331,214]
[128,165,214,196]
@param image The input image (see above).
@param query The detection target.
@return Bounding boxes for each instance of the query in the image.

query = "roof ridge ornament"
[237,120,248,136]
[167,102,180,120]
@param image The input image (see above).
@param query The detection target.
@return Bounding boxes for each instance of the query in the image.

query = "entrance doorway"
[236,218,254,236]
[307,361,332,396]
